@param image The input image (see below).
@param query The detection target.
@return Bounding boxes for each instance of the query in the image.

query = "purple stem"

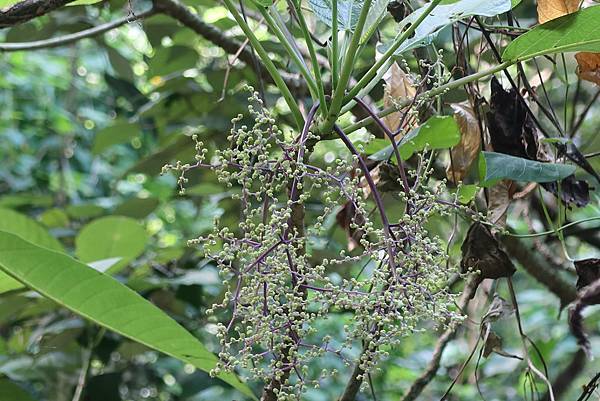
[353,97,411,198]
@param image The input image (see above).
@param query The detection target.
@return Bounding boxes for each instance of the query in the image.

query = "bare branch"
[152,0,305,93]
[501,236,577,307]
[0,8,155,51]
[0,0,75,28]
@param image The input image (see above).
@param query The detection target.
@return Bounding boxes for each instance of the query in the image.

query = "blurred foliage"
[0,0,599,400]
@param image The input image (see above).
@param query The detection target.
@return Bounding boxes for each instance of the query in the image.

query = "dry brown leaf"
[488,180,511,227]
[446,102,482,184]
[575,52,600,85]
[383,62,416,133]
[537,0,579,23]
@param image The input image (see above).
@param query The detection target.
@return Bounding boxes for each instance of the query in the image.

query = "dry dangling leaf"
[537,0,579,23]
[446,102,482,184]
[575,52,600,85]
[383,62,417,133]
[537,0,600,86]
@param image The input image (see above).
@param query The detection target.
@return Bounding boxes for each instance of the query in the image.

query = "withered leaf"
[446,102,482,184]
[486,77,538,160]
[387,0,407,22]
[383,62,417,134]
[541,175,591,208]
[460,222,516,281]
[574,258,600,293]
[483,331,503,358]
[558,142,600,185]
[487,180,512,227]
[536,0,579,23]
[575,52,600,86]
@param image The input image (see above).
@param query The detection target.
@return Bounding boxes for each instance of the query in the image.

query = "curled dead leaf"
[446,102,482,184]
[383,62,417,134]
[537,0,579,23]
[460,223,516,298]
[575,52,600,86]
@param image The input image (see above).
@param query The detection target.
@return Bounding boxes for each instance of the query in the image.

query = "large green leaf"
[0,231,254,399]
[92,121,142,155]
[380,0,511,55]
[369,115,461,161]
[0,378,35,401]
[0,208,64,294]
[75,216,148,274]
[503,6,600,62]
[308,0,390,44]
[480,152,576,183]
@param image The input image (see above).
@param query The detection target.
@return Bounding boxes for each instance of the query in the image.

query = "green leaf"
[0,378,35,401]
[66,204,105,219]
[456,184,479,204]
[502,6,600,62]
[92,121,142,155]
[0,208,64,294]
[0,231,254,399]
[369,116,461,161]
[75,216,148,274]
[481,152,576,183]
[308,0,358,30]
[380,0,511,55]
[114,197,160,219]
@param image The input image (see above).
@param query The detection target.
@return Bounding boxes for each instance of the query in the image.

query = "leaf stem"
[342,60,514,135]
[344,0,443,103]
[322,0,374,134]
[221,0,304,129]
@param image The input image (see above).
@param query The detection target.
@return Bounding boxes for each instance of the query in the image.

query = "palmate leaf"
[503,6,600,62]
[480,152,576,183]
[0,231,255,399]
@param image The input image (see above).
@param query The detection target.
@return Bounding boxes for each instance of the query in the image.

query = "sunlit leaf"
[503,6,600,62]
[0,208,64,294]
[369,116,461,161]
[75,216,148,274]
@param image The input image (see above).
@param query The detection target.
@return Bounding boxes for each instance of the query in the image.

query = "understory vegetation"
[0,0,599,400]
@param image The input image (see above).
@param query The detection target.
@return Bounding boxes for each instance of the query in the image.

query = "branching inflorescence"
[164,87,460,399]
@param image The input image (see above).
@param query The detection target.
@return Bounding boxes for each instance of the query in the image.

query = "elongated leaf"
[0,208,64,294]
[503,6,600,62]
[380,0,511,55]
[481,151,576,183]
[0,231,254,399]
[0,378,35,401]
[369,115,460,161]
[75,216,148,274]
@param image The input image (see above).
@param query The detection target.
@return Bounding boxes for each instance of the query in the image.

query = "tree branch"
[152,0,305,93]
[0,0,75,28]
[501,236,577,307]
[399,275,479,401]
[0,8,155,51]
